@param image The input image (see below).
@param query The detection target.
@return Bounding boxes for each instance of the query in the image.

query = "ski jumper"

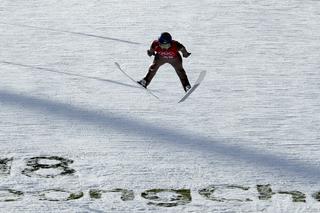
[143,40,191,92]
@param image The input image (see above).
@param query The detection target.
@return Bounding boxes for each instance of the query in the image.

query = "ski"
[114,62,160,99]
[178,71,206,103]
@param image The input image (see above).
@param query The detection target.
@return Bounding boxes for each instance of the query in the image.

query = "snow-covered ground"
[1,0,320,212]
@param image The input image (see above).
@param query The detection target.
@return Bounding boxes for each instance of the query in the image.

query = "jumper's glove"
[147,50,155,57]
[183,52,191,58]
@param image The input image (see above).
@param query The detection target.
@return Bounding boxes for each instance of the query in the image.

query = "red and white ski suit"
[143,40,191,91]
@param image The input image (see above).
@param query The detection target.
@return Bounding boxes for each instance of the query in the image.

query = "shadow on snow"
[0,89,320,183]
[0,60,139,89]
[0,22,142,45]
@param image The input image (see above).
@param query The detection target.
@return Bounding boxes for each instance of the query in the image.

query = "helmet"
[159,32,172,44]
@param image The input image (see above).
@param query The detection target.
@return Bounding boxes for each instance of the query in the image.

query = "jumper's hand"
[183,52,191,58]
[147,50,155,57]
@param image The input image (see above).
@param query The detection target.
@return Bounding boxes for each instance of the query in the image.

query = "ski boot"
[137,79,147,88]
[185,85,191,92]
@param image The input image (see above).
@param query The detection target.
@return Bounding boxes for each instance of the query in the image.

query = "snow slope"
[1,0,320,212]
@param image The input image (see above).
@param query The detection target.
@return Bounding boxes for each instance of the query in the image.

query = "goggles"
[159,43,171,49]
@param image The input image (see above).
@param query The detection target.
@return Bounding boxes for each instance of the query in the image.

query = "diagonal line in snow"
[0,60,140,89]
[0,89,320,183]
[0,22,142,45]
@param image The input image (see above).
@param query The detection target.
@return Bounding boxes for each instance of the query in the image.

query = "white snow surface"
[1,0,320,212]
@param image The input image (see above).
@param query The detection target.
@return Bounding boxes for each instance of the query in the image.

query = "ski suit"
[143,40,191,92]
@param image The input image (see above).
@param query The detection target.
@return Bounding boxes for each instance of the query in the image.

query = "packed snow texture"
[1,0,320,212]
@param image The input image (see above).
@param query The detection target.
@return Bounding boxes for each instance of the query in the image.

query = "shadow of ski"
[0,22,142,45]
[0,60,140,89]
